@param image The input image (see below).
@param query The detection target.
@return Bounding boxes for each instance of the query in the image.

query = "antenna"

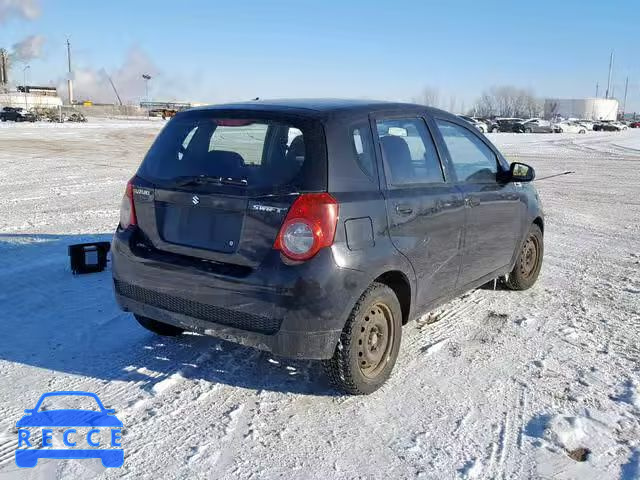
[622,76,629,117]
[605,51,614,99]
[107,75,123,106]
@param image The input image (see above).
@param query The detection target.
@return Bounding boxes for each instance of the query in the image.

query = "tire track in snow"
[0,435,18,467]
[482,382,528,480]
[399,291,489,367]
[330,290,492,404]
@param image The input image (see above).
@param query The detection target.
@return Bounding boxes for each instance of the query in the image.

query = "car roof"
[188,98,451,121]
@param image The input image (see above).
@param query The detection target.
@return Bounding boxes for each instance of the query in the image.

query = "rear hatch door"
[133,111,326,268]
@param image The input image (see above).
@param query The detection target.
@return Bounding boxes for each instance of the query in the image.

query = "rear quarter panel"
[324,115,418,318]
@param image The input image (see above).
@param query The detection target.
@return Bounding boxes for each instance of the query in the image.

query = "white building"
[544,98,618,121]
[0,92,63,109]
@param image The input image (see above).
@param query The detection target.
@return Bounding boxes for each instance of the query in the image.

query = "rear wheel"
[134,314,184,336]
[324,283,402,395]
[505,224,543,290]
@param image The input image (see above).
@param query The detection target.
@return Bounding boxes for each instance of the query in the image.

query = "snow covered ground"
[0,121,639,479]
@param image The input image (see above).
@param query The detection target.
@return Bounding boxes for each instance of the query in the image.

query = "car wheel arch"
[533,216,544,236]
[373,270,412,325]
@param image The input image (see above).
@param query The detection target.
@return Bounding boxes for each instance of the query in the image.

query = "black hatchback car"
[0,106,37,122]
[112,99,544,394]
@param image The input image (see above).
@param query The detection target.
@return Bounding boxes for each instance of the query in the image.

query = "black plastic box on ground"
[68,242,111,274]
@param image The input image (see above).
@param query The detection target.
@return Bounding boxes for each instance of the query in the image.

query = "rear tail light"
[274,193,339,261]
[119,179,137,229]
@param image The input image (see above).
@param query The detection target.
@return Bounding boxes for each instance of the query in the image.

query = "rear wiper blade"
[219,177,249,186]
[173,175,248,187]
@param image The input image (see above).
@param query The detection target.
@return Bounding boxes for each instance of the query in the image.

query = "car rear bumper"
[112,228,363,359]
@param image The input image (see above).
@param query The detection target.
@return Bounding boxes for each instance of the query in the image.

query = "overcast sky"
[1,0,638,112]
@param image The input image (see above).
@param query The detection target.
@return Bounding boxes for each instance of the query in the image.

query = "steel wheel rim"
[357,302,394,379]
[519,234,540,279]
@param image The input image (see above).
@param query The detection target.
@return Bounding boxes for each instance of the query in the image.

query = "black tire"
[324,282,402,395]
[505,224,543,291]
[134,314,184,336]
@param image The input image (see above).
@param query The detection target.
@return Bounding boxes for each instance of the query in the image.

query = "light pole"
[23,65,30,109]
[66,38,74,105]
[142,74,151,102]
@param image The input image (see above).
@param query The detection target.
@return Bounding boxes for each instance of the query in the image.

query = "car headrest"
[380,135,413,181]
[286,135,305,164]
[207,149,245,171]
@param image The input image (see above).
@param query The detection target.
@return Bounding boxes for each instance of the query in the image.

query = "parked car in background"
[496,118,524,132]
[593,121,624,132]
[479,118,499,132]
[575,120,595,130]
[149,108,178,119]
[0,106,37,122]
[630,121,640,128]
[112,99,544,394]
[66,112,87,123]
[554,121,587,134]
[458,115,488,133]
[514,118,554,133]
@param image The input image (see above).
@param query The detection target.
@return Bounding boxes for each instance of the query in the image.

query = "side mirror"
[509,162,535,182]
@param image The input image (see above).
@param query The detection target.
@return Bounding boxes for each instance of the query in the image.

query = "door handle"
[395,204,413,215]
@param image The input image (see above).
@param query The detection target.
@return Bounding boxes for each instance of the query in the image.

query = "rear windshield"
[138,111,327,193]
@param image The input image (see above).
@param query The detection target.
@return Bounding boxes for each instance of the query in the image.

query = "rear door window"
[375,118,445,185]
[138,112,326,193]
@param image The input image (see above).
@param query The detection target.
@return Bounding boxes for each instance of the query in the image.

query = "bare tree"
[474,92,496,117]
[472,86,540,118]
[413,86,440,108]
[545,100,559,120]
[525,95,542,118]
